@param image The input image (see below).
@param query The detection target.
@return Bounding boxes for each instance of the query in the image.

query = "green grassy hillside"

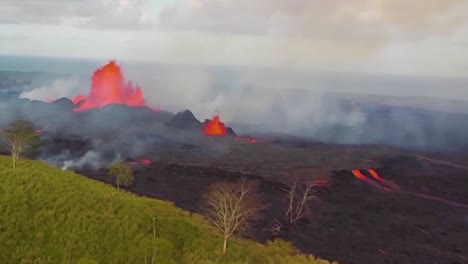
[0,156,335,264]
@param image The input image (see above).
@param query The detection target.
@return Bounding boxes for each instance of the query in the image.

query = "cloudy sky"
[1,0,468,77]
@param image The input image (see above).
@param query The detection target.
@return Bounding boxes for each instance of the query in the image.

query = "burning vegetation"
[70,61,150,112]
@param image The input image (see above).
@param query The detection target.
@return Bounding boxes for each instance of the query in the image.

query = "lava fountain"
[203,110,228,136]
[72,61,148,112]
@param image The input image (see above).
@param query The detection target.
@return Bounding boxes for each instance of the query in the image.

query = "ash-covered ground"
[1,96,468,264]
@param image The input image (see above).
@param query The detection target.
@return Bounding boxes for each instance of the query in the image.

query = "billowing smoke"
[15,60,468,153]
[38,138,106,170]
[61,150,122,170]
[41,150,112,170]
[19,78,84,102]
[18,63,368,135]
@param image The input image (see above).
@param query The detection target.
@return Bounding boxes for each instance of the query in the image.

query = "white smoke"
[61,150,122,171]
[37,145,123,171]
[14,59,468,149]
[125,64,369,135]
[19,78,85,101]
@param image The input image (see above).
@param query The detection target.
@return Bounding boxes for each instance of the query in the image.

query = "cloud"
[0,33,30,42]
[2,0,468,78]
[0,0,154,29]
[159,0,468,48]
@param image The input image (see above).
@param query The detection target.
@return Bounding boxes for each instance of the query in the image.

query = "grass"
[0,156,335,264]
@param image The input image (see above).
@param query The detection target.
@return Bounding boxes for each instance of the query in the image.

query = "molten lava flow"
[72,61,147,112]
[368,169,401,190]
[351,169,392,192]
[351,168,468,208]
[203,111,228,136]
[138,159,151,165]
[313,179,329,185]
[417,156,468,170]
[351,169,367,180]
[368,168,385,181]
[236,136,258,144]
[127,158,151,166]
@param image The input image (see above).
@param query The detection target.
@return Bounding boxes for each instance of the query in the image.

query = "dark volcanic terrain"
[75,144,468,264]
[1,94,468,264]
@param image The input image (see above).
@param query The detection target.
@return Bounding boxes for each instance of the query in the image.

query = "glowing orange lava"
[72,61,147,112]
[368,169,401,190]
[351,169,392,192]
[351,169,367,180]
[203,111,228,136]
[368,168,385,181]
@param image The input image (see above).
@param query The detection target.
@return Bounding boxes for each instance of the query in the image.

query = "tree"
[280,175,317,228]
[202,179,265,254]
[107,162,134,189]
[1,119,40,169]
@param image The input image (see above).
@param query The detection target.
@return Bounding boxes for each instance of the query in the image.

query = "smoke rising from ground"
[15,61,468,152]
[40,150,111,171]
[19,64,367,134]
[60,150,122,171]
[19,78,82,102]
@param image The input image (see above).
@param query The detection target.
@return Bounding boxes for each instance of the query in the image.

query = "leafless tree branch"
[202,178,265,254]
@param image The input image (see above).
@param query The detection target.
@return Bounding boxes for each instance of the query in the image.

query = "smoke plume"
[19,78,84,102]
[16,60,468,152]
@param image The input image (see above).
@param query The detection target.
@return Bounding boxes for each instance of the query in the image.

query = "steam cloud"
[16,61,468,154]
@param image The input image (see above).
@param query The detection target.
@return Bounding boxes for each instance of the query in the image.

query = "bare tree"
[280,175,317,228]
[107,162,134,189]
[202,179,264,254]
[1,119,40,169]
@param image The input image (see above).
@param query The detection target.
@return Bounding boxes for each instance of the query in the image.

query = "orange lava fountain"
[72,61,147,112]
[203,110,228,136]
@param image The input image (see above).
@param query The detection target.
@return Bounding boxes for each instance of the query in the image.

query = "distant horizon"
[3,53,468,81]
[3,54,468,119]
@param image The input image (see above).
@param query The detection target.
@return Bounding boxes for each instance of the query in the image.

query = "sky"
[1,0,468,78]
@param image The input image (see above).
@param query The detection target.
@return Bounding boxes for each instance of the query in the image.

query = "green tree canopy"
[107,162,134,189]
[1,119,40,169]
